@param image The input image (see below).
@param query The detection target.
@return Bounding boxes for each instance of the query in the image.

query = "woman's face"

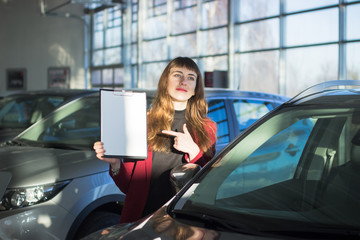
[167,66,197,110]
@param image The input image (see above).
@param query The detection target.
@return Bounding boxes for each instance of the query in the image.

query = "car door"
[206,97,236,153]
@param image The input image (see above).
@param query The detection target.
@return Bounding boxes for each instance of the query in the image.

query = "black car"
[82,80,360,240]
[0,89,96,142]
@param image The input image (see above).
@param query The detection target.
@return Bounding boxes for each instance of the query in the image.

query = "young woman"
[93,57,217,223]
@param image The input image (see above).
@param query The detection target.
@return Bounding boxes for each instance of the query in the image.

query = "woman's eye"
[188,77,196,81]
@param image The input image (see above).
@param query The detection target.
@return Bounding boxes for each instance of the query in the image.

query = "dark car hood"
[82,206,276,240]
[0,128,24,143]
[0,145,108,188]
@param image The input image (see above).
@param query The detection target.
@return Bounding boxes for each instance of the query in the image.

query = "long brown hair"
[147,57,215,154]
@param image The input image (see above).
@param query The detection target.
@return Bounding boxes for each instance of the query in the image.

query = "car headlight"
[0,180,70,211]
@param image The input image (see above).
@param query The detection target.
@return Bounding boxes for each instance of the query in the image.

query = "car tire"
[74,211,121,239]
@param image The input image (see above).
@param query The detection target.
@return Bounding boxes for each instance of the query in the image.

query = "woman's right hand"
[93,142,121,169]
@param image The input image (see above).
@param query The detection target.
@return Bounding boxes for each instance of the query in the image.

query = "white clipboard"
[100,89,147,159]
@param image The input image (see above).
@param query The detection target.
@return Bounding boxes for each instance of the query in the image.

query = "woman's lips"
[176,88,187,92]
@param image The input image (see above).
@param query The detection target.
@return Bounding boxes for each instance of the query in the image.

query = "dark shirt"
[142,110,187,217]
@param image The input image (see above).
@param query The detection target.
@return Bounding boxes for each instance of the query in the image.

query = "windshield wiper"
[4,139,28,146]
[170,209,270,237]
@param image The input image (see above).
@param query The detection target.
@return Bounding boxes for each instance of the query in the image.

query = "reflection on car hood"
[0,145,108,188]
[0,129,24,143]
[83,206,271,240]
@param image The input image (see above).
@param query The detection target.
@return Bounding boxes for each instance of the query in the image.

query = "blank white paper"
[100,89,147,159]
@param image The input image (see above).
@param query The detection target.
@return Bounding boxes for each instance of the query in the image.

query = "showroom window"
[91,5,124,88]
[89,0,360,97]
[234,0,360,96]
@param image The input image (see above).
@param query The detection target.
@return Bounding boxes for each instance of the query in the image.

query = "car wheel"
[74,211,121,239]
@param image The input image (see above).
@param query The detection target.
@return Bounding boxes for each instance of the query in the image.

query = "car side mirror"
[170,163,201,193]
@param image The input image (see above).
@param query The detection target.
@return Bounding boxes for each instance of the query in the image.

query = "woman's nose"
[179,76,187,85]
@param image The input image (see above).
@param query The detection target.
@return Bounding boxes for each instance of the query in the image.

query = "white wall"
[0,0,86,96]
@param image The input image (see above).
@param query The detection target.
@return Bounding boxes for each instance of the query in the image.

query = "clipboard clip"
[112,90,134,96]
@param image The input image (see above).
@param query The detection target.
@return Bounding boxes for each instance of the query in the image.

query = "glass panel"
[207,99,230,144]
[131,22,138,43]
[104,47,121,65]
[143,15,167,39]
[198,28,228,55]
[236,18,279,52]
[141,39,167,62]
[138,62,167,88]
[0,96,65,128]
[131,65,138,87]
[237,0,279,21]
[93,31,103,49]
[286,0,338,12]
[174,0,197,9]
[347,42,360,80]
[347,4,360,40]
[22,96,100,147]
[114,68,124,85]
[102,69,113,85]
[198,56,228,73]
[170,34,197,59]
[106,27,121,47]
[285,9,338,46]
[285,45,338,97]
[237,51,279,94]
[217,119,314,197]
[171,7,197,34]
[92,50,104,66]
[232,99,274,132]
[107,7,122,28]
[131,44,138,64]
[154,4,167,15]
[155,0,166,4]
[91,70,101,85]
[93,12,104,31]
[201,0,228,28]
[132,3,138,21]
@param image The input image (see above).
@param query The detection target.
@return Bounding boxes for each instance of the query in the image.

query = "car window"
[217,119,314,198]
[19,96,100,148]
[0,96,65,128]
[207,99,230,144]
[175,107,360,229]
[232,99,274,131]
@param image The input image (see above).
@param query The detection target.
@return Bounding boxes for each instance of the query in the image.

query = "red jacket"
[110,120,217,223]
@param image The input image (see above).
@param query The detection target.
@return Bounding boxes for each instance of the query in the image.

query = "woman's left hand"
[162,123,200,161]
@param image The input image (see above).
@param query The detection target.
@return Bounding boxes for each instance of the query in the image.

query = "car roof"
[2,89,97,98]
[203,88,288,101]
[286,80,360,105]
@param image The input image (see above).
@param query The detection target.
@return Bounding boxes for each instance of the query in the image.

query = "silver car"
[0,88,286,239]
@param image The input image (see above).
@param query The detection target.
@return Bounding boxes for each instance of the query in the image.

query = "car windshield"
[15,93,154,150]
[0,95,66,129]
[15,95,100,149]
[172,102,360,233]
